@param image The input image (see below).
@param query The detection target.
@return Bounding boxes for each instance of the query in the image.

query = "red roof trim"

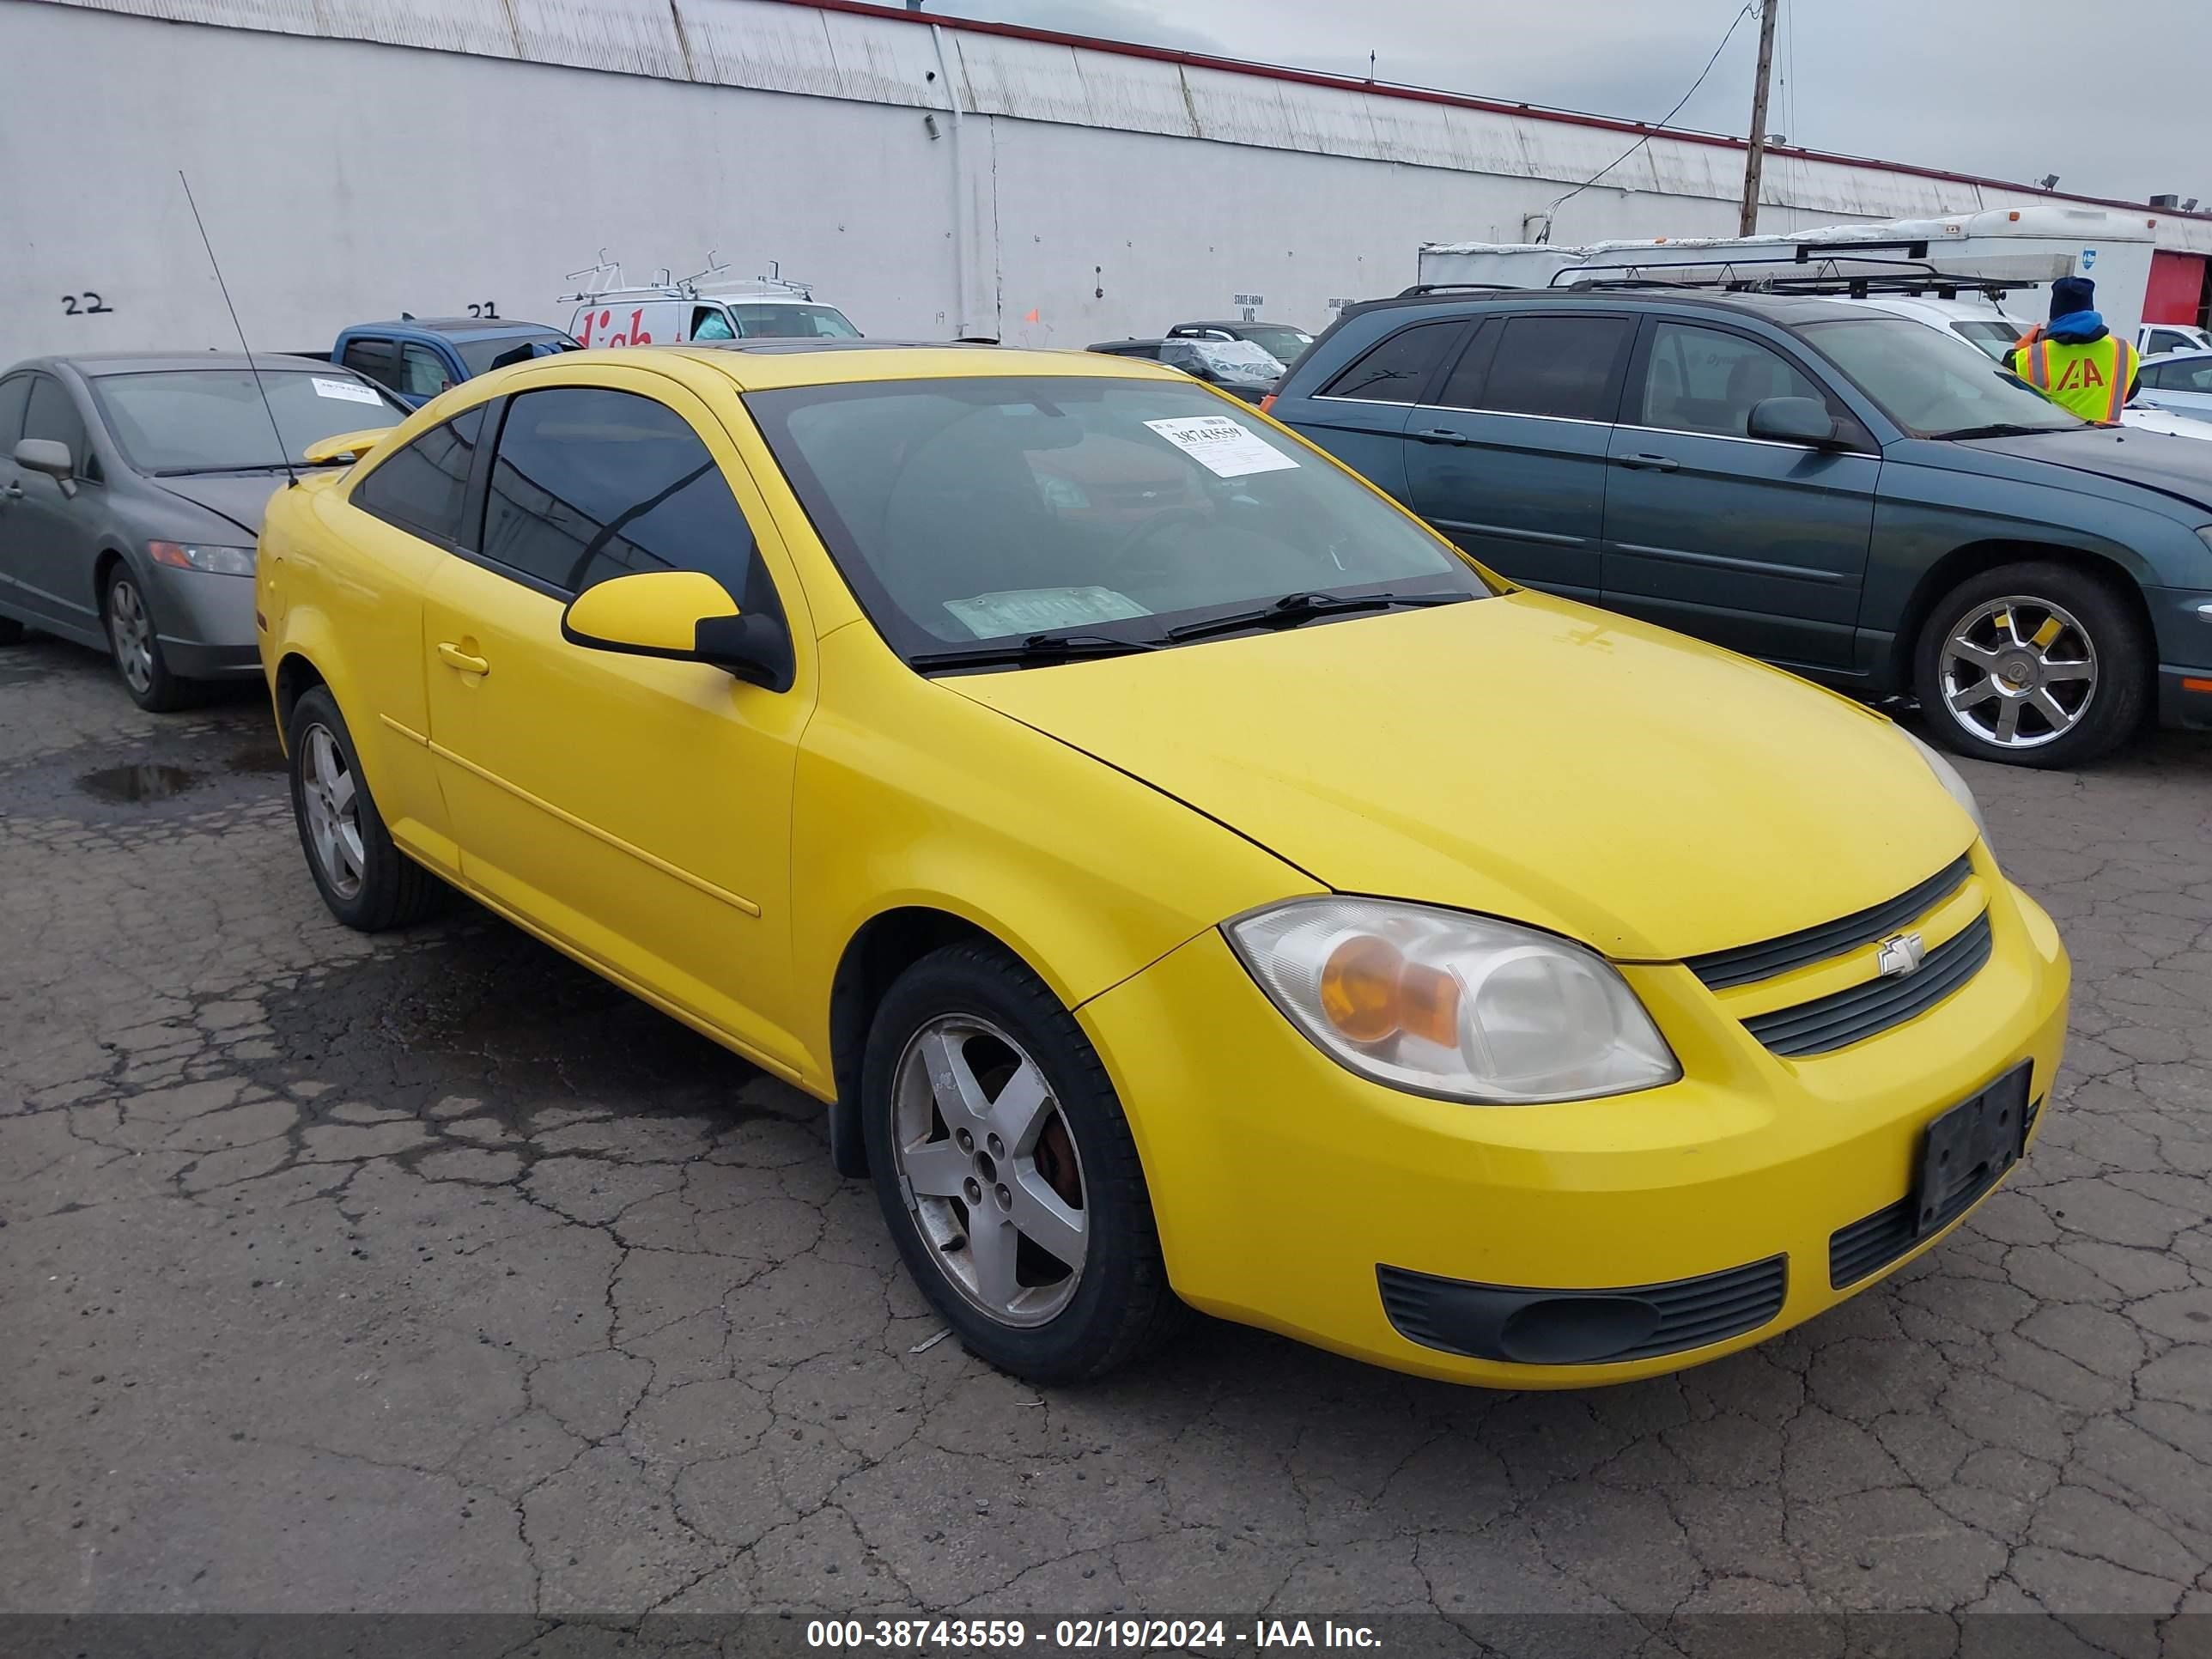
[763,0,2210,224]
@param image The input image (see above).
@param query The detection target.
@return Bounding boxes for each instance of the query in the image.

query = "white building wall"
[4,0,2205,368]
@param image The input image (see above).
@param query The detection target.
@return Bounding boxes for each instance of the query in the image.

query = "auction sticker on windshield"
[312,378,386,406]
[1144,415,1299,479]
[944,586,1152,638]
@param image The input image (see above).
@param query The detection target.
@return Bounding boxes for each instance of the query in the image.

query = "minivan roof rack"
[1396,282,1521,296]
[1548,252,2031,302]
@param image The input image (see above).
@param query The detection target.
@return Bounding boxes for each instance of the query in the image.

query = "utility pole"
[1738,0,1779,235]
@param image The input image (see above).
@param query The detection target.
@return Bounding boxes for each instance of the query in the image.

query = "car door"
[418,368,814,1073]
[5,374,103,630]
[1600,319,1878,670]
[1402,311,1635,600]
[324,401,491,869]
[0,373,34,616]
[1274,317,1470,505]
[2139,356,2212,418]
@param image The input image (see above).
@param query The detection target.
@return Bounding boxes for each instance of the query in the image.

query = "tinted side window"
[1469,315,1633,422]
[351,404,485,545]
[24,375,89,456]
[398,344,452,399]
[0,375,30,444]
[1638,322,1826,437]
[479,386,776,613]
[1319,320,1466,403]
[341,338,400,391]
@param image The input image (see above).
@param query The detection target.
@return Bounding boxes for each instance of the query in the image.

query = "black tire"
[863,942,1186,1382]
[101,568,200,713]
[0,616,25,646]
[1912,561,2148,769]
[285,686,442,931]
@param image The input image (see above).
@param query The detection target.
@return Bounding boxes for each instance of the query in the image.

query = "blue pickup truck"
[316,316,580,409]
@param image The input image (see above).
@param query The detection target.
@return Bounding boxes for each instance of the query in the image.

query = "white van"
[563,269,861,349]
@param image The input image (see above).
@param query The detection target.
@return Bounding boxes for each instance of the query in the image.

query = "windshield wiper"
[908,632,1162,672]
[1932,422,2073,441]
[1165,590,1465,643]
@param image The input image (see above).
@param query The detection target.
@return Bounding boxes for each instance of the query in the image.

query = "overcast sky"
[937,0,2209,208]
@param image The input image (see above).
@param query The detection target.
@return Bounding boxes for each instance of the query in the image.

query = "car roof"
[654,341,1182,391]
[1342,287,1879,327]
[16,352,356,378]
[1173,319,1297,330]
[352,319,566,338]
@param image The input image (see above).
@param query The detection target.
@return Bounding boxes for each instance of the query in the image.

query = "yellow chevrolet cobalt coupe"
[257,342,2068,1387]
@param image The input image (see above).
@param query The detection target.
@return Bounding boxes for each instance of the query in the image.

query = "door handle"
[2,483,21,501]
[437,642,490,676]
[1413,428,1476,447]
[1615,453,1680,471]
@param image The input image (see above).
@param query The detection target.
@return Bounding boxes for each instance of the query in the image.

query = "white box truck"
[1418,206,2161,340]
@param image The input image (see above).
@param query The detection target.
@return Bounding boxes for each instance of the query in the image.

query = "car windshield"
[747,374,1492,660]
[1235,326,1315,367]
[453,331,581,375]
[730,304,862,340]
[89,369,401,473]
[1799,316,2084,437]
[1188,339,1285,380]
[1949,319,2028,362]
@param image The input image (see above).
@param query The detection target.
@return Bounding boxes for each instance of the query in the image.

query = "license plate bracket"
[1913,1062,2032,1238]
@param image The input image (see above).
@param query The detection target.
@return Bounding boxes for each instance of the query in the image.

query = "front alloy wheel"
[1914,561,2147,769]
[104,573,191,711]
[890,1014,1090,1327]
[1938,596,2096,752]
[862,942,1184,1381]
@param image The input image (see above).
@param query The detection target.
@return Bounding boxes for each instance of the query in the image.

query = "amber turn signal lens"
[1320,935,1403,1042]
[1319,936,1462,1048]
[148,541,192,568]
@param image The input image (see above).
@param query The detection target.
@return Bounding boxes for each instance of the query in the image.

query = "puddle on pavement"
[76,763,204,804]
[227,738,288,776]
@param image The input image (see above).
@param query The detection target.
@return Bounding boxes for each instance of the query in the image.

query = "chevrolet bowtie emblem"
[1875,932,1927,978]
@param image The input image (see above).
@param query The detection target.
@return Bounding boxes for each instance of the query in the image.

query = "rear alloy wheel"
[1914,562,2147,769]
[863,942,1185,1382]
[285,686,442,931]
[104,571,192,712]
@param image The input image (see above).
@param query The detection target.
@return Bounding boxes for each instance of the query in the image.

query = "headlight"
[149,540,255,577]
[1224,898,1680,1104]
[1903,728,1988,844]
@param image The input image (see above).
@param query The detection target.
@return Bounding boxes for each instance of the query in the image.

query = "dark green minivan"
[1269,289,2212,767]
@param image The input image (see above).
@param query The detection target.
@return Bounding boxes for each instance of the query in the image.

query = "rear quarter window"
[1316,319,1468,404]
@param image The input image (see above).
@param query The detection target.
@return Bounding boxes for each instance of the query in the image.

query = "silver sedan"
[0,353,402,709]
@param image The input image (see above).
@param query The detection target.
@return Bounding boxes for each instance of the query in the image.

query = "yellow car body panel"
[257,342,2072,1385]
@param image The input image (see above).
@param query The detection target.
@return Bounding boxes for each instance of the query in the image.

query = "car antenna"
[178,169,298,489]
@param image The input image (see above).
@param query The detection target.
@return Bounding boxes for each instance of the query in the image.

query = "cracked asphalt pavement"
[5,635,2212,1624]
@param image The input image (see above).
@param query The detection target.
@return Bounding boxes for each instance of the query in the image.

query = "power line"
[1536,0,1759,240]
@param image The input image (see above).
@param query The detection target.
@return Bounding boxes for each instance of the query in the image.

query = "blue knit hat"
[2051,275,2095,319]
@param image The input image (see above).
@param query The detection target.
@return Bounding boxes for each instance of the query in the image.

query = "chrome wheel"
[107,580,155,696]
[300,723,365,900]
[1938,596,2097,751]
[891,1015,1088,1328]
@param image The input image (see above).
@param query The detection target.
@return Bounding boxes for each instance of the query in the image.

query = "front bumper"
[2146,586,2212,731]
[147,565,260,678]
[1078,859,2069,1388]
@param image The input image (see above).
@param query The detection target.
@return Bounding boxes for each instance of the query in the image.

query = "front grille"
[1378,1255,1787,1366]
[1828,1094,2039,1288]
[1688,854,1973,990]
[1742,910,1993,1058]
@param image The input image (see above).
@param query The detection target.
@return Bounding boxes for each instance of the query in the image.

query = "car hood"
[945,591,1972,961]
[154,474,291,538]
[1963,427,2212,509]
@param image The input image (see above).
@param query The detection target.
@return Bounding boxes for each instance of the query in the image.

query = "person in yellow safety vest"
[2009,275,2139,424]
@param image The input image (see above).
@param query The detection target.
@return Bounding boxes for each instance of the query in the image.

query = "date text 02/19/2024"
[804,1620,1383,1649]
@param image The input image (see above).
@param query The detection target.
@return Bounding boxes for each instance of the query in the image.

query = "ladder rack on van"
[1550,253,2031,304]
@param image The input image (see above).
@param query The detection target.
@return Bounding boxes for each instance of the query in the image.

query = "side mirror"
[15,438,75,485]
[560,569,794,691]
[1746,397,1843,447]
